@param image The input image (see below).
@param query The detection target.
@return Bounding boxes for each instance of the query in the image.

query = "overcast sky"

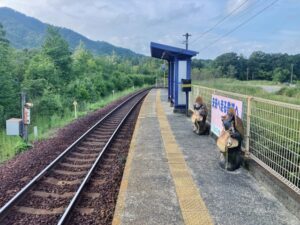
[0,0,299,59]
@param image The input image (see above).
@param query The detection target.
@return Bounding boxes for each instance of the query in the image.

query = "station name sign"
[211,94,243,136]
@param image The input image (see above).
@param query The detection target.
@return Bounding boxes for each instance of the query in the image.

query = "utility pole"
[21,92,25,126]
[183,33,192,50]
[21,92,26,140]
[291,63,294,85]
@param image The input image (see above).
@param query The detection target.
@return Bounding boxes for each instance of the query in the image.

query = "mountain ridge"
[0,7,142,58]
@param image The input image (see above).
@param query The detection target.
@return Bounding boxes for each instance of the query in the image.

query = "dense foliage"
[0,24,157,128]
[192,52,299,83]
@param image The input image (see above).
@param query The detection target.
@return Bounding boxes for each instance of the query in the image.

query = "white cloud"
[192,32,265,59]
[0,0,299,58]
[226,0,254,14]
[265,30,300,55]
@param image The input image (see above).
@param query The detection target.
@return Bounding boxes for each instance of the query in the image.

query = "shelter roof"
[150,42,198,61]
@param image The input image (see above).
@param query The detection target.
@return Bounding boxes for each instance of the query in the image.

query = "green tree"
[227,65,237,78]
[237,54,247,80]
[0,23,19,123]
[24,53,59,92]
[192,59,204,70]
[214,52,239,76]
[291,54,300,81]
[273,68,290,83]
[42,26,72,82]
[36,91,63,116]
[72,41,95,78]
[248,51,272,80]
[22,78,48,99]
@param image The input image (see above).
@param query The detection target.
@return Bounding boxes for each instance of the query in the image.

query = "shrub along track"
[0,89,148,225]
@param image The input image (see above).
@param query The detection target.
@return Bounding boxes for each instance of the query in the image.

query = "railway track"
[0,89,149,225]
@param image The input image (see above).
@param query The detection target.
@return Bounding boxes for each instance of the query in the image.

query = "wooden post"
[34,126,38,140]
[21,92,25,139]
[73,100,78,119]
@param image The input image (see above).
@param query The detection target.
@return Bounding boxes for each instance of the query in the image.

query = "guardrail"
[190,85,300,195]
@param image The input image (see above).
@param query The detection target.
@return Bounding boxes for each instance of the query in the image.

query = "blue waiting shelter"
[150,42,198,111]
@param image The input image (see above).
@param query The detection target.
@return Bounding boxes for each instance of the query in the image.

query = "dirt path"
[259,85,282,93]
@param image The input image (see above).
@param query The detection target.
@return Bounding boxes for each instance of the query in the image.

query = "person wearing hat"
[219,107,244,171]
[192,96,209,135]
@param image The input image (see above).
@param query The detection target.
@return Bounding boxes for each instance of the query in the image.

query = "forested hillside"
[0,7,141,58]
[0,24,157,128]
[192,52,300,83]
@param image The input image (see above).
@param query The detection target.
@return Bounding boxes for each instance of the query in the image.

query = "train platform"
[112,89,300,225]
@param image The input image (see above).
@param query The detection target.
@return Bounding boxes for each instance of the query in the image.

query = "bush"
[14,140,31,154]
[21,78,49,99]
[276,87,300,98]
[0,105,4,128]
[129,74,144,86]
[273,68,290,83]
[36,92,63,116]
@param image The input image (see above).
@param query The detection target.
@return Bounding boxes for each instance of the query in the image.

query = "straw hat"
[195,96,203,104]
[228,107,244,138]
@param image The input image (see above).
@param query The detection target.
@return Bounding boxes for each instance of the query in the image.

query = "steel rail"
[58,89,148,225]
[0,88,149,221]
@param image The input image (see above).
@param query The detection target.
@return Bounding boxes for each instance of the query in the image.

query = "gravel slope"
[0,92,136,208]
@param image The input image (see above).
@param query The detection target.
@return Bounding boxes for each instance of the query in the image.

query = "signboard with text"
[23,107,30,125]
[211,94,243,137]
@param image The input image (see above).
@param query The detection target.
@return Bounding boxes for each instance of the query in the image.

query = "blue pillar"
[186,58,192,112]
[187,59,191,79]
[174,58,178,107]
[170,61,174,102]
[168,61,171,100]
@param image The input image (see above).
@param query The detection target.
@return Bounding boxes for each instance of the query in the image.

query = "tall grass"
[193,78,300,105]
[0,86,146,163]
[0,131,24,162]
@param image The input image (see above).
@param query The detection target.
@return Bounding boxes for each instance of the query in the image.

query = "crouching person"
[217,108,244,171]
[192,96,209,135]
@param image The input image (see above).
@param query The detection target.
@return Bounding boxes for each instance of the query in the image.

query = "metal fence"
[190,85,300,195]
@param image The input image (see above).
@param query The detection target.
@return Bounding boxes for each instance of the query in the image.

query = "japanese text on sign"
[211,94,243,136]
[211,97,241,116]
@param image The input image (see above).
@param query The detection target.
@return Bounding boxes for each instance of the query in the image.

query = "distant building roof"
[150,42,198,61]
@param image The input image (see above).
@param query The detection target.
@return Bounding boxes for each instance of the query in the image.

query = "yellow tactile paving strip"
[112,93,149,225]
[156,90,214,225]
[112,90,214,225]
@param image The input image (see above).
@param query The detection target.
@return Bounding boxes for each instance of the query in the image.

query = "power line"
[191,0,264,47]
[191,0,250,45]
[198,0,279,52]
[223,0,263,25]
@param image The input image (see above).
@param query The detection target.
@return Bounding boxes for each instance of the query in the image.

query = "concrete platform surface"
[112,89,300,225]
